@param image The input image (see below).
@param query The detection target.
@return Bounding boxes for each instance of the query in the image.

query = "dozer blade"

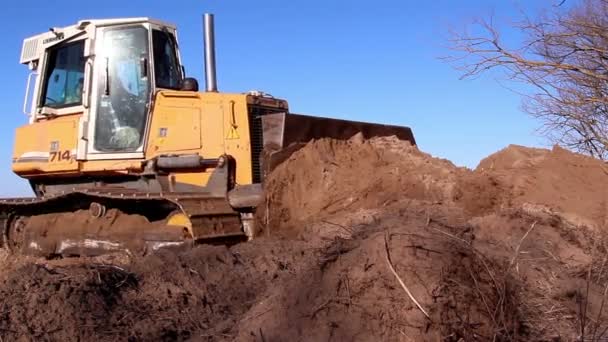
[258,112,416,175]
[0,189,245,257]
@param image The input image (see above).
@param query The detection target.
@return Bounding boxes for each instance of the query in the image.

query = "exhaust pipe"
[203,13,217,92]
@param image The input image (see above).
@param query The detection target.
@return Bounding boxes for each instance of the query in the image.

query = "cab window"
[94,26,150,152]
[152,30,182,89]
[41,41,85,108]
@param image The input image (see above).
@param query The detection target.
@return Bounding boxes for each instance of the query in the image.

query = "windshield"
[41,41,85,108]
[94,26,150,152]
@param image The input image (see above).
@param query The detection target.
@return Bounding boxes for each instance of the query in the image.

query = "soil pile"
[260,136,465,235]
[1,136,607,341]
[476,144,608,229]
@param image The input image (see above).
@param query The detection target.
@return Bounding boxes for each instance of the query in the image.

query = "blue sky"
[0,0,561,196]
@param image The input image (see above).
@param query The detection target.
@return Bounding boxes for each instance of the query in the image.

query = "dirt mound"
[236,202,522,341]
[1,137,608,341]
[476,144,608,229]
[0,240,317,341]
[260,136,465,235]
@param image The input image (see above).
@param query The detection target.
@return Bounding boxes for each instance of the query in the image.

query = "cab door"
[30,33,90,172]
[86,23,152,160]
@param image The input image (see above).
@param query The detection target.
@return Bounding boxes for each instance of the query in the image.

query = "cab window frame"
[39,39,86,109]
[92,24,152,153]
[152,29,183,90]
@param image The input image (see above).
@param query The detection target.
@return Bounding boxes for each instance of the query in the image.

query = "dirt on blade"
[1,136,607,341]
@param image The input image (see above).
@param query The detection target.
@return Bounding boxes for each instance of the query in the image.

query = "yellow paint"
[147,91,254,185]
[12,90,289,188]
[16,160,144,178]
[79,160,144,173]
[147,93,202,153]
[172,172,211,188]
[12,114,79,175]
[166,212,193,238]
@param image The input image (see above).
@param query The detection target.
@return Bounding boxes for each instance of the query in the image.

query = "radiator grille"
[248,106,286,183]
[249,108,264,184]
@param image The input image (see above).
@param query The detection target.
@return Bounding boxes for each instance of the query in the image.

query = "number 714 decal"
[49,150,71,162]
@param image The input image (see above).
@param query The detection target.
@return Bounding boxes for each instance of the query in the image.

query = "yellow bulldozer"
[1,14,415,257]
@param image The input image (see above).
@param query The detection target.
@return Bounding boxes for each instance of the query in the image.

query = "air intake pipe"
[203,13,217,92]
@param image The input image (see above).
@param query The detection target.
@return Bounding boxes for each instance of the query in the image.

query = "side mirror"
[181,77,199,92]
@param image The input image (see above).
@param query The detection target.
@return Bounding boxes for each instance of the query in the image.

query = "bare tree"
[447,0,608,159]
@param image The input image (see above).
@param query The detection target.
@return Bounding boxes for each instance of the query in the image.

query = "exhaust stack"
[203,13,217,92]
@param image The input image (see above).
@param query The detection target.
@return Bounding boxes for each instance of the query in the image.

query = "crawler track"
[0,188,245,257]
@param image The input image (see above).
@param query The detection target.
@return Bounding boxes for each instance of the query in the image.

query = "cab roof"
[21,17,177,65]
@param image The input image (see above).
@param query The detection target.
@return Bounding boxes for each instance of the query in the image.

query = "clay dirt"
[1,136,607,341]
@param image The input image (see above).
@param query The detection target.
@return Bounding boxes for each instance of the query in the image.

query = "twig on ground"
[592,281,608,340]
[200,333,234,339]
[116,313,131,324]
[91,263,129,273]
[265,197,270,237]
[34,263,64,276]
[596,256,607,283]
[466,266,497,328]
[344,274,352,308]
[579,265,592,341]
[115,274,133,288]
[509,221,537,268]
[242,307,273,322]
[429,227,470,246]
[310,298,332,318]
[598,323,608,341]
[321,220,354,235]
[384,231,431,320]
[543,248,560,262]
[585,266,592,337]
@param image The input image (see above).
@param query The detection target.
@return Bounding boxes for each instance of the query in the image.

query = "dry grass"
[431,221,523,341]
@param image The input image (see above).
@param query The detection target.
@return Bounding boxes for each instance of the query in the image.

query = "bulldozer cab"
[21,18,183,161]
